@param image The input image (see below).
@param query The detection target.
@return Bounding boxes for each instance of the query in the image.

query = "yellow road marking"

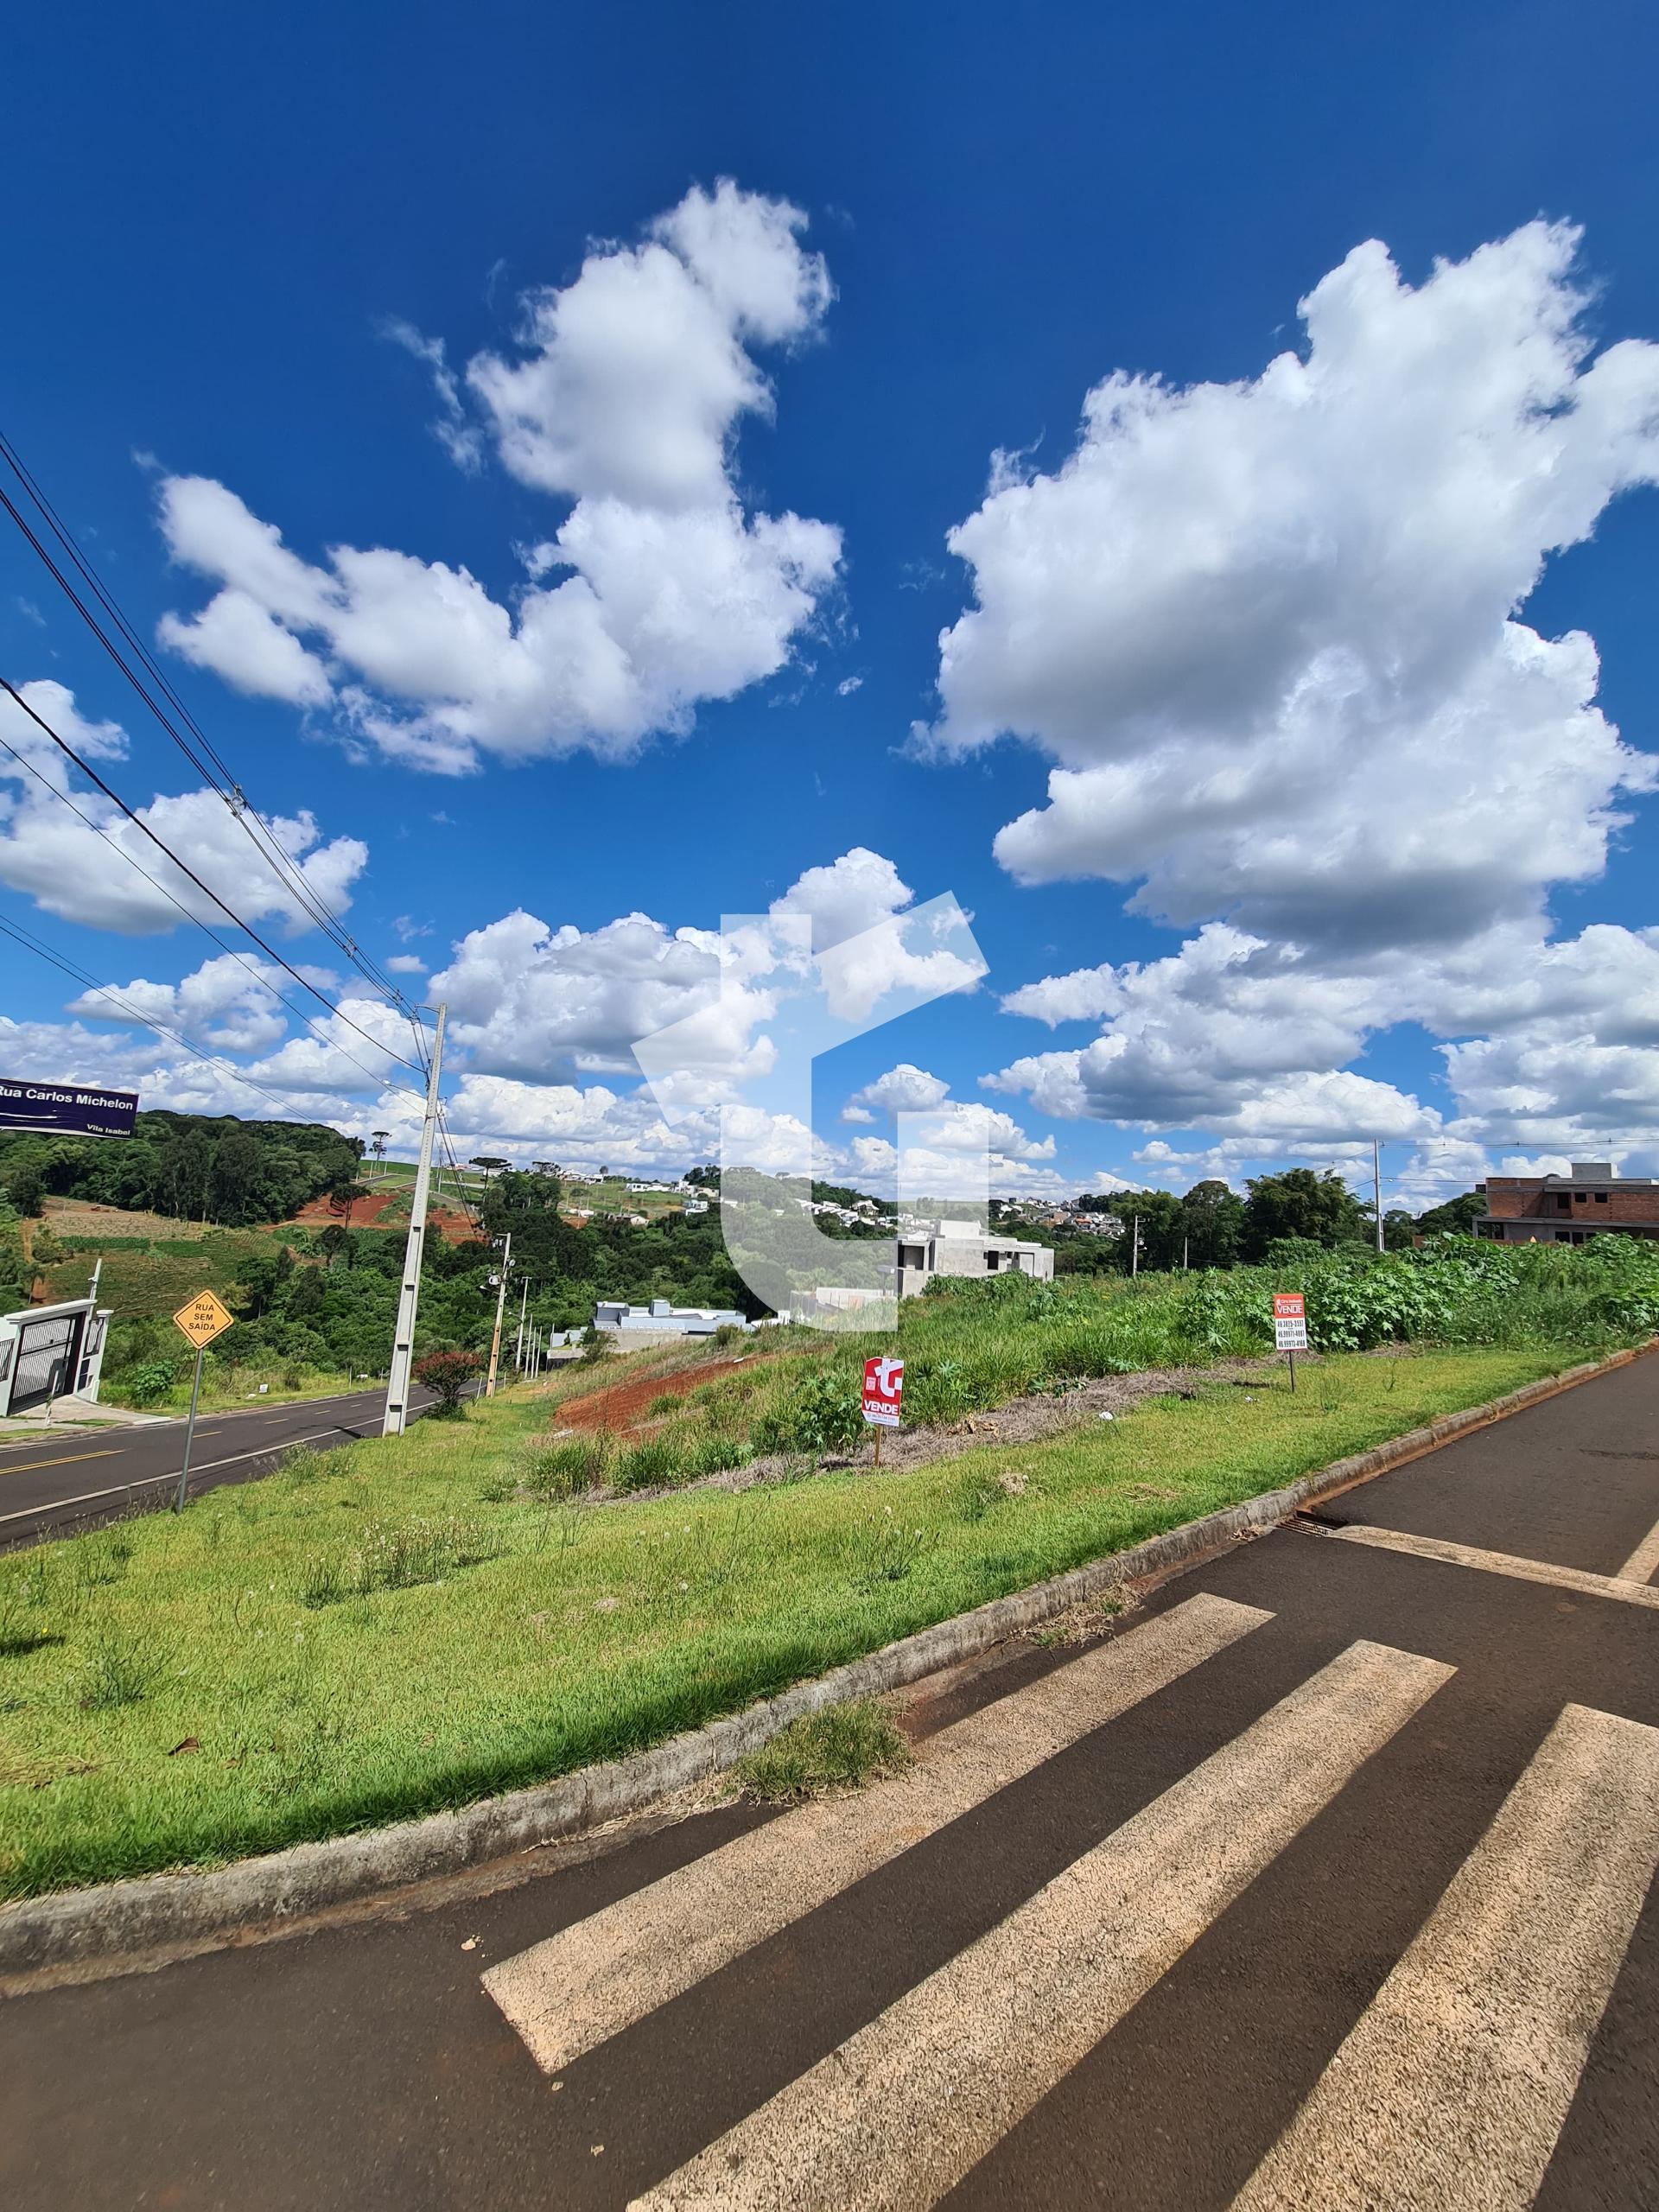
[1232,1702,1659,2211]
[487,1592,1272,2075]
[1327,1522,1659,1610]
[0,1448,122,1478]
[633,1639,1453,2212]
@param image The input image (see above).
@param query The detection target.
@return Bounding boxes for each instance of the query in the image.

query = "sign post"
[171,1291,234,1511]
[1273,1292,1308,1392]
[862,1354,905,1465]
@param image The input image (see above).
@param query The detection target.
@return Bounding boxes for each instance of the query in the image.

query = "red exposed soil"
[281,1190,479,1243]
[553,1356,759,1436]
[289,1189,402,1229]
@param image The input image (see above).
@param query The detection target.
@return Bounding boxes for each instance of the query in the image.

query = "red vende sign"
[1272,1294,1305,1321]
[861,1354,905,1427]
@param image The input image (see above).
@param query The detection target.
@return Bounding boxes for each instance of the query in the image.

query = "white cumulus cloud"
[156,181,842,772]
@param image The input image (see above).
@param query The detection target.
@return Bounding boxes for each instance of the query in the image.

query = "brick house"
[1474,1161,1659,1244]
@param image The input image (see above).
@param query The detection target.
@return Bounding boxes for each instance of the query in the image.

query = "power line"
[0,912,303,1115]
[0,435,411,1007]
[0,718,427,1106]
[0,677,425,1080]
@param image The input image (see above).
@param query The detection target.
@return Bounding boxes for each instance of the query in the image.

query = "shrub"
[120,1359,181,1408]
[755,1367,866,1455]
[413,1348,481,1414]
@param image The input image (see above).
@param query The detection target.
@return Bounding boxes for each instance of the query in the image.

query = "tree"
[1382,1208,1418,1251]
[1415,1190,1488,1238]
[413,1348,480,1413]
[1179,1179,1244,1268]
[210,1128,264,1222]
[318,1224,357,1269]
[6,1164,45,1219]
[1242,1168,1370,1259]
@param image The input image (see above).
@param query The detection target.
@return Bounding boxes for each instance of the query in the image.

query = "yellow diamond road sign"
[174,1290,234,1349]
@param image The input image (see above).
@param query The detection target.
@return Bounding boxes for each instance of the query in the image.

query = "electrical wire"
[0,912,306,1114]
[0,721,428,1107]
[0,435,412,1007]
[0,677,425,1080]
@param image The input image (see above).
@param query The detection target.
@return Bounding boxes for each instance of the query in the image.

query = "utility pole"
[486,1230,512,1397]
[1130,1215,1141,1277]
[1374,1137,1385,1254]
[514,1273,530,1372]
[1182,1234,1189,1272]
[382,1004,445,1438]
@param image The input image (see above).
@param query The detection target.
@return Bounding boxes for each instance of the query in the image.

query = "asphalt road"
[3,1352,1658,2210]
[0,1383,445,1546]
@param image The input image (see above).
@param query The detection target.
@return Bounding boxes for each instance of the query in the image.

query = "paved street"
[3,1353,1657,2209]
[0,1384,445,1546]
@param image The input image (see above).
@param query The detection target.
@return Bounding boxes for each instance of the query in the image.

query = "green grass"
[106,1363,369,1418]
[0,1344,1578,1897]
[734,1699,912,1802]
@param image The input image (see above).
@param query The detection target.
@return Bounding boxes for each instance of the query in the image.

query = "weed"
[80,1630,158,1710]
[477,1474,518,1504]
[296,1553,346,1610]
[613,1434,689,1491]
[0,1585,60,1659]
[844,1508,931,1588]
[526,1434,613,1498]
[346,1516,496,1596]
[735,1700,912,1802]
[67,1532,132,1595]
[647,1392,683,1417]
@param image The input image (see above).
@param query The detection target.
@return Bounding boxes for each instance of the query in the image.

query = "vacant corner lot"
[0,1344,1578,1900]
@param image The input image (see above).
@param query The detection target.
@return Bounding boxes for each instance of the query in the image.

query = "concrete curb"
[1,1342,1645,1978]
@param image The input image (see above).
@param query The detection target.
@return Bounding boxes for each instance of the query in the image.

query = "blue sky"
[3,0,1658,1210]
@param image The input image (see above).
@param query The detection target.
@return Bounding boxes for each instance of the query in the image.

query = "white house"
[0,1296,112,1418]
[895,1219,1054,1300]
[593,1297,750,1338]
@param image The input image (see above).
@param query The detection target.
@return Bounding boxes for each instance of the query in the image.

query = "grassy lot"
[0,1344,1578,1898]
[39,1230,274,1318]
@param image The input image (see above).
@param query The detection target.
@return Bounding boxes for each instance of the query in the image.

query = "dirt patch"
[287,1189,403,1230]
[704,1363,1253,1494]
[552,1355,762,1435]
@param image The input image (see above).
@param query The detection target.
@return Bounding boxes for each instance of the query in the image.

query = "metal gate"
[10,1311,82,1414]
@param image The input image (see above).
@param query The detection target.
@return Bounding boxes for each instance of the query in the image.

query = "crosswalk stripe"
[1230,1700,1659,2212]
[630,1637,1453,2212]
[1326,1521,1659,1610]
[1616,1511,1659,1586]
[484,1591,1272,2075]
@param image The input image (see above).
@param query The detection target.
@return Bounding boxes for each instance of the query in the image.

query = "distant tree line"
[1007,1170,1490,1277]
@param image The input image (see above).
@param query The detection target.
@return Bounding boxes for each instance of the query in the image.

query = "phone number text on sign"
[1272,1293,1308,1351]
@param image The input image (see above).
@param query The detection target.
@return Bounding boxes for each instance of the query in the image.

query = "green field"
[0,1344,1580,1897]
